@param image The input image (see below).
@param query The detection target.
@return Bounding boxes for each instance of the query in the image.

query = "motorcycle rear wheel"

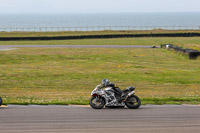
[125,95,141,109]
[89,96,105,109]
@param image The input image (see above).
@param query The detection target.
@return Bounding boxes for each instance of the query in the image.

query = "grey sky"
[0,0,200,14]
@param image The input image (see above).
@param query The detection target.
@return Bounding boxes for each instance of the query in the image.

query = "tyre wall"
[161,44,200,59]
[1,33,200,41]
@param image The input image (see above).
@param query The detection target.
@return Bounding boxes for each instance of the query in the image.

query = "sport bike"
[89,85,141,109]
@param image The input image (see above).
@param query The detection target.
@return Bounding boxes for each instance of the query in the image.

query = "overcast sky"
[0,0,200,14]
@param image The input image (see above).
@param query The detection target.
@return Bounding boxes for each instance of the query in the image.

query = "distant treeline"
[1,33,200,41]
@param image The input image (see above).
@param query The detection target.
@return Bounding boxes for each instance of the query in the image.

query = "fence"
[1,26,200,32]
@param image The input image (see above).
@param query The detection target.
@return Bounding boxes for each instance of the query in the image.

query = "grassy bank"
[1,29,200,37]
[0,48,200,105]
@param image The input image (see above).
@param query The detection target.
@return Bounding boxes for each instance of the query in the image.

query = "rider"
[101,79,125,99]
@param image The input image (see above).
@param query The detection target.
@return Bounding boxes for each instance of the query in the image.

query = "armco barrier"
[161,44,200,59]
[1,33,200,41]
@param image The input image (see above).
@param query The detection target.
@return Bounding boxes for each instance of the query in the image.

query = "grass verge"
[0,48,200,105]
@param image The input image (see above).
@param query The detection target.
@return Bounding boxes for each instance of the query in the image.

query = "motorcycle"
[89,84,141,109]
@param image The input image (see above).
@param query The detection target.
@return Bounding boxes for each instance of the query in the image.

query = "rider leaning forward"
[99,79,125,100]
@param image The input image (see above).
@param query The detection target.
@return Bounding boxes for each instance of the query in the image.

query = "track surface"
[0,105,200,133]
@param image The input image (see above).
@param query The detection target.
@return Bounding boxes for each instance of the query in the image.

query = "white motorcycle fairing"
[91,85,125,107]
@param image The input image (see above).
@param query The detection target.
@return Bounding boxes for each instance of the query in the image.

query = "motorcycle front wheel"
[89,96,105,109]
[125,95,141,109]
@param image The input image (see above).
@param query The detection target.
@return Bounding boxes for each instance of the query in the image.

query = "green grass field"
[0,30,200,105]
[1,47,200,105]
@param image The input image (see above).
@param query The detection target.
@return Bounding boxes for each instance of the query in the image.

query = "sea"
[0,12,200,31]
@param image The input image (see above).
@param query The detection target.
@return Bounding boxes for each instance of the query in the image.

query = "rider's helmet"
[102,79,109,86]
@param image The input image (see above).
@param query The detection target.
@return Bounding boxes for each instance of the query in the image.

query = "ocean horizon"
[0,12,200,29]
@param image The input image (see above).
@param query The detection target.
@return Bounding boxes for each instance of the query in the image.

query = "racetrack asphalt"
[0,105,200,133]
